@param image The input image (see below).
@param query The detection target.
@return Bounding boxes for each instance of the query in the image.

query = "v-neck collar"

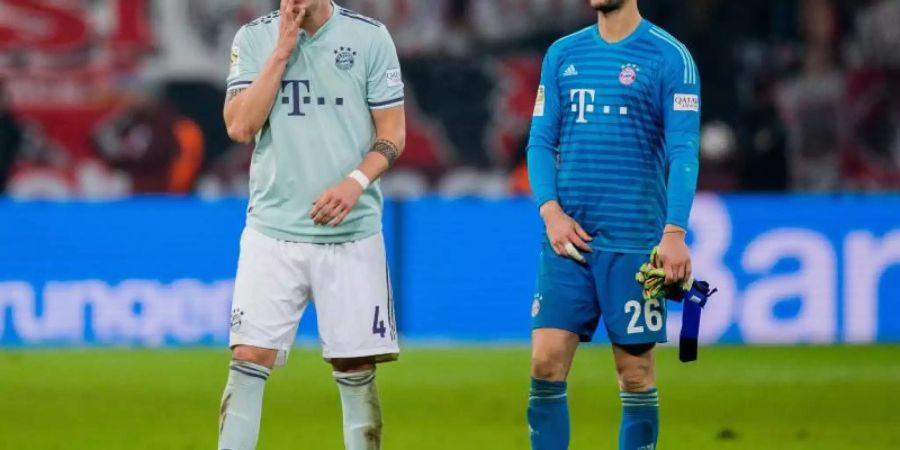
[299,1,338,44]
[592,19,650,48]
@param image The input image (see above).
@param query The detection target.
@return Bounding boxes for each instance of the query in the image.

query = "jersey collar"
[592,19,650,48]
[299,1,338,44]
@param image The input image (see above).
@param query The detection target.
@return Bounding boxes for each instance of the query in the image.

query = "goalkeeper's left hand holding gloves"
[635,246,717,362]
[635,247,692,302]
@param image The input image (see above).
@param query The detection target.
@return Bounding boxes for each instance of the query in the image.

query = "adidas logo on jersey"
[562,64,578,77]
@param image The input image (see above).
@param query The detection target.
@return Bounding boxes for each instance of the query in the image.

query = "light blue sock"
[619,388,659,450]
[218,360,271,450]
[335,369,382,450]
[528,378,569,450]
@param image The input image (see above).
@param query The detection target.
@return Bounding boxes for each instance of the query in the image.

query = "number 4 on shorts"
[372,305,387,338]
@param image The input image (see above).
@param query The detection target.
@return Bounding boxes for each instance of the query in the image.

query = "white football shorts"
[229,226,398,366]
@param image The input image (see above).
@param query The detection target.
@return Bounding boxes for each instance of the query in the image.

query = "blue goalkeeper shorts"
[532,242,668,345]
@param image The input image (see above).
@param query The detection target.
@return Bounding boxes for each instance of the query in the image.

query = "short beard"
[593,0,626,14]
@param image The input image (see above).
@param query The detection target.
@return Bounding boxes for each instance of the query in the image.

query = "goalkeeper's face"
[590,0,629,14]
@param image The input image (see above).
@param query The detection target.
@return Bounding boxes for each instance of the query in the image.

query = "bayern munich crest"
[334,46,357,70]
[531,294,542,318]
[619,63,639,86]
[231,308,244,332]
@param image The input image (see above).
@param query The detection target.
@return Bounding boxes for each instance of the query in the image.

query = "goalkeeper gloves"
[634,247,691,302]
[634,246,718,362]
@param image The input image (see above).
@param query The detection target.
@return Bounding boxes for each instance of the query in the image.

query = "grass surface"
[1,345,899,449]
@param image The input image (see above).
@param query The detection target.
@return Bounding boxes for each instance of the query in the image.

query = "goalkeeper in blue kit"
[525,1,701,449]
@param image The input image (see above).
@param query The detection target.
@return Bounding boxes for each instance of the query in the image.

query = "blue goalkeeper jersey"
[527,20,701,253]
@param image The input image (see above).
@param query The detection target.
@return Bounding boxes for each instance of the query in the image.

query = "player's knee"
[331,357,376,373]
[616,361,654,392]
[231,345,277,369]
[531,354,569,381]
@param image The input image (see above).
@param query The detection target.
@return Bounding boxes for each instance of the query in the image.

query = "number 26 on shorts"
[625,299,663,334]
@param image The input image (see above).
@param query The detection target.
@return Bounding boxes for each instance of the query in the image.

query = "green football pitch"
[1,345,898,450]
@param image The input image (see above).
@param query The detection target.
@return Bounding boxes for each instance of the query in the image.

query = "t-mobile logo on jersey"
[570,88,595,123]
[570,88,630,123]
[281,80,345,117]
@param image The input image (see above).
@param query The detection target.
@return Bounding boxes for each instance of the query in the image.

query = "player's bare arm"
[224,0,305,144]
[540,200,592,261]
[656,224,691,284]
[311,105,406,226]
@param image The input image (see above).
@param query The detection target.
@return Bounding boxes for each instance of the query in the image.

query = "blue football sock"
[528,378,569,450]
[619,388,659,450]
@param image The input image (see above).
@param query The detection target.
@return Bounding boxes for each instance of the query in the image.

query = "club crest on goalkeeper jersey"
[226,5,404,244]
[528,20,701,253]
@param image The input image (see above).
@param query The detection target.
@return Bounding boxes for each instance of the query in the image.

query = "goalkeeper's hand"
[656,225,692,284]
[635,247,692,302]
[540,201,592,264]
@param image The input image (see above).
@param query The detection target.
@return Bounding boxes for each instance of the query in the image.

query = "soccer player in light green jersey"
[218,1,405,449]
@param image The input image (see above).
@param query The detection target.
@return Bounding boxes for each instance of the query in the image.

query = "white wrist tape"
[348,170,371,189]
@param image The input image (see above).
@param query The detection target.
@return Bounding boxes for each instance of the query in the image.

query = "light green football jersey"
[226,4,404,243]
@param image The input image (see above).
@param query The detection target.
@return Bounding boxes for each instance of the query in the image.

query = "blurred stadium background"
[1,0,899,449]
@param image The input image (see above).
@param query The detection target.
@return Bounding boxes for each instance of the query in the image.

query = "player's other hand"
[540,201,592,263]
[275,0,305,60]
[655,225,691,284]
[311,178,364,227]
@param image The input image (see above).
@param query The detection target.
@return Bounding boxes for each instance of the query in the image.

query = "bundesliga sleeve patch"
[229,46,240,77]
[385,68,403,88]
[673,93,699,112]
[533,85,546,117]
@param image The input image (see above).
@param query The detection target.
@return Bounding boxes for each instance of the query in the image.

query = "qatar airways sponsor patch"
[385,68,403,88]
[673,93,699,112]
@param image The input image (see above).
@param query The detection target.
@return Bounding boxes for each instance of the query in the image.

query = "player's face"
[590,0,628,14]
[284,0,318,14]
